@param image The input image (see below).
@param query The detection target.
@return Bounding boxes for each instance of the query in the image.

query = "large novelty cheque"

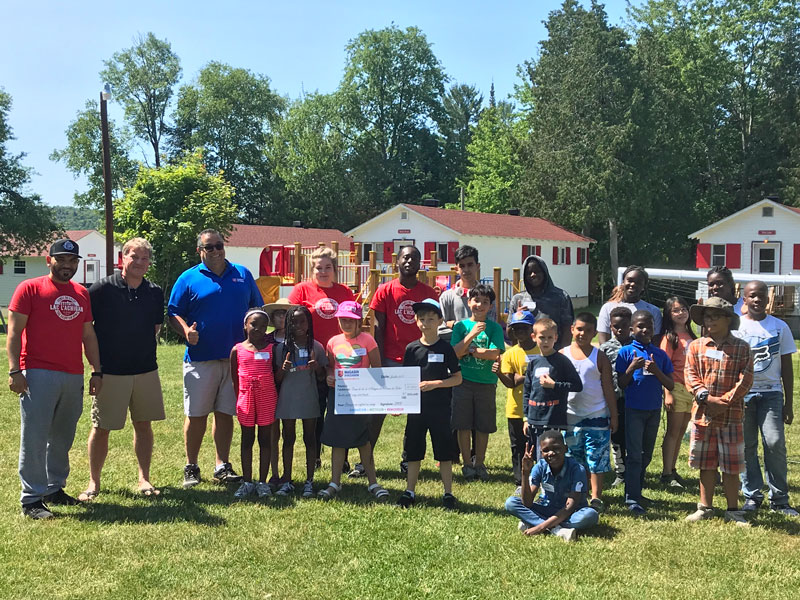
[334,367,421,415]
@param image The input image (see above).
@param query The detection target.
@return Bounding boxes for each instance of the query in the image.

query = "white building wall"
[350,208,457,257]
[0,257,49,306]
[225,246,262,276]
[696,204,800,275]
[73,231,119,286]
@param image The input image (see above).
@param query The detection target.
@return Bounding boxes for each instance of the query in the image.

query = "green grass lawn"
[1,337,800,599]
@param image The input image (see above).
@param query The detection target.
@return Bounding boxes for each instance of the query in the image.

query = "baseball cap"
[334,301,363,319]
[508,310,536,327]
[49,239,82,258]
[412,298,443,317]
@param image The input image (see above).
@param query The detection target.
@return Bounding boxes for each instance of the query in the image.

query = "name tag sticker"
[428,353,444,363]
[298,349,309,358]
[523,301,537,311]
[705,349,724,360]
[354,347,367,356]
[542,482,555,493]
[255,352,270,361]
[535,367,550,377]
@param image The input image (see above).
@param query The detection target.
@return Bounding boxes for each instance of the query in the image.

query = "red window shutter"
[696,243,711,269]
[552,246,559,265]
[447,241,459,264]
[383,242,394,263]
[565,247,571,265]
[423,241,435,261]
[585,247,589,263]
[0,261,3,275]
[725,244,741,270]
[535,245,541,256]
[522,244,530,263]
[794,244,800,270]
[576,248,583,264]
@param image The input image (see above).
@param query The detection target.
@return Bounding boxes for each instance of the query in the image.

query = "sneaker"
[234,481,256,499]
[42,489,80,506]
[742,498,761,512]
[342,460,351,474]
[267,476,281,493]
[517,520,528,532]
[302,480,314,499]
[275,482,294,497]
[513,485,522,497]
[611,475,625,488]
[255,481,273,498]
[21,501,54,520]
[442,493,457,510]
[474,464,490,482]
[462,465,477,481]
[671,472,688,487]
[399,461,408,475]
[685,504,714,522]
[183,463,201,489]
[396,490,416,508]
[724,510,751,527]
[348,463,366,478]
[660,473,684,489]
[627,503,647,517]
[553,527,577,542]
[770,504,800,517]
[213,463,242,484]
[589,498,605,513]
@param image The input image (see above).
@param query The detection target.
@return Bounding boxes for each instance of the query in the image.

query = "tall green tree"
[0,89,60,257]
[50,100,139,208]
[101,33,181,168]
[114,150,237,293]
[440,83,483,204]
[170,61,286,223]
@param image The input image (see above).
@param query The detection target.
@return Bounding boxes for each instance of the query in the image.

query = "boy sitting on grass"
[684,297,753,526]
[397,299,462,510]
[523,318,582,452]
[504,430,599,542]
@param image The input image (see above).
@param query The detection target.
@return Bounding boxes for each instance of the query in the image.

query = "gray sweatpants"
[19,369,84,505]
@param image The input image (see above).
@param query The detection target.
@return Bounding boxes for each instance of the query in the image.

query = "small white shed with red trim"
[346,203,594,306]
[688,199,800,275]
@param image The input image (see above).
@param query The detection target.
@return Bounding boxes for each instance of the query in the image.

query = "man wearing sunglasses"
[168,229,263,488]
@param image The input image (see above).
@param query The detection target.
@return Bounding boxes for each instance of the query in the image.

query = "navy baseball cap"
[49,239,81,258]
[508,310,536,327]
[412,298,443,317]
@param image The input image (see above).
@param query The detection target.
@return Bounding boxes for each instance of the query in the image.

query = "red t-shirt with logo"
[9,275,93,374]
[288,281,355,348]
[369,278,437,362]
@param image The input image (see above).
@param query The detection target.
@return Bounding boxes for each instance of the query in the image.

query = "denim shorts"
[564,421,611,474]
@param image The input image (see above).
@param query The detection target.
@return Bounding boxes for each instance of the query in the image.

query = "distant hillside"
[52,206,102,230]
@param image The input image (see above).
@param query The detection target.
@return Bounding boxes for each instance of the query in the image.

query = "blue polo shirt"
[615,340,673,410]
[529,456,589,510]
[168,261,263,362]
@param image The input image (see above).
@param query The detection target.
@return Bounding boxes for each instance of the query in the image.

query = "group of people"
[6,232,796,543]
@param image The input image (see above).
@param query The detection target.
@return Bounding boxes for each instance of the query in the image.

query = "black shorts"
[404,401,456,462]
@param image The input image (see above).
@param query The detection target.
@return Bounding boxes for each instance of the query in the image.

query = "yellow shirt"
[501,344,540,419]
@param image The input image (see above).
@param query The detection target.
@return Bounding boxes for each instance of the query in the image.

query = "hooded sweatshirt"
[509,255,575,350]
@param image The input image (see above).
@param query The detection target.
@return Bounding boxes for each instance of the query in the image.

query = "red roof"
[785,205,800,215]
[226,224,352,249]
[403,204,594,243]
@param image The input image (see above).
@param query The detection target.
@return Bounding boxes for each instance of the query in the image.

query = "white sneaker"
[302,480,314,498]
[254,481,272,498]
[234,481,256,498]
[517,520,528,532]
[552,526,577,542]
[275,482,294,496]
[685,504,714,522]
[724,510,751,527]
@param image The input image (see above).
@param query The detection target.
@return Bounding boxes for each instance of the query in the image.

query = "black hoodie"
[509,255,574,349]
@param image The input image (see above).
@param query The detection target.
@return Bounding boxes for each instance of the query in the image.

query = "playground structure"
[255,241,525,330]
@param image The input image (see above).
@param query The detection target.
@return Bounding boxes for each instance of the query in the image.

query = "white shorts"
[183,359,236,417]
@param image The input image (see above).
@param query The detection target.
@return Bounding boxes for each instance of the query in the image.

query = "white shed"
[346,203,594,307]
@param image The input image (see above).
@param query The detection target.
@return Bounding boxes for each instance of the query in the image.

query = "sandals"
[317,482,341,501]
[368,483,389,502]
[78,489,99,503]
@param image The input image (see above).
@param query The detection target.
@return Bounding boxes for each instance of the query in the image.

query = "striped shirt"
[684,335,753,427]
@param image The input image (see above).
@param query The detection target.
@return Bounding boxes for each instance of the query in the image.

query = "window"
[400,211,408,220]
[13,260,26,275]
[711,244,726,267]
[759,247,776,274]
[362,243,373,262]
[762,206,773,217]
[560,248,567,264]
[437,243,448,262]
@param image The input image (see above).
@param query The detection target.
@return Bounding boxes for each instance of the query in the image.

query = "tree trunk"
[608,217,619,284]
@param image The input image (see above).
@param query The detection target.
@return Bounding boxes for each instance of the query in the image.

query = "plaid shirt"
[684,335,753,427]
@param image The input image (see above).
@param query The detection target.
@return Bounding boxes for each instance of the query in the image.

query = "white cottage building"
[346,203,594,307]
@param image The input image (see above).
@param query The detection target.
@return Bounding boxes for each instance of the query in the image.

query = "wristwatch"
[8,369,22,376]
[91,371,103,378]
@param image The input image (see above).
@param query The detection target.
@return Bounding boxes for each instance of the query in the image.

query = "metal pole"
[100,93,114,275]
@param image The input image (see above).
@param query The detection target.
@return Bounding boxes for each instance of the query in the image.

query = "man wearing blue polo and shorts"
[168,229,263,488]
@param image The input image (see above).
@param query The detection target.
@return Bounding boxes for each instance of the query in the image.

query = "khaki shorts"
[183,359,237,417]
[91,370,165,430]
[451,379,498,434]
[669,384,694,413]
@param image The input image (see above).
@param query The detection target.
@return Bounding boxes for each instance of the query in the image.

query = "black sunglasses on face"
[199,242,224,251]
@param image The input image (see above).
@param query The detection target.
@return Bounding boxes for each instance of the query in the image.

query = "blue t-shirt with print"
[614,340,674,410]
[529,455,589,510]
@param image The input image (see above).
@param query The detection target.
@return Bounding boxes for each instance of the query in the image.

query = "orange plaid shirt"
[684,334,753,427]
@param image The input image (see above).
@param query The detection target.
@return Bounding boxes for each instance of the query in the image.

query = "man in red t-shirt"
[345,246,437,478]
[6,239,102,519]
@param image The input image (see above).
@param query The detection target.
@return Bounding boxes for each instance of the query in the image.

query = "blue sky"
[1,0,637,206]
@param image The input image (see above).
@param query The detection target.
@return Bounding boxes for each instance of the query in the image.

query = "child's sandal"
[317,482,340,501]
[368,483,389,502]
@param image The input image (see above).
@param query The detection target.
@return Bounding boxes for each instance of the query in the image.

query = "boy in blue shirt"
[615,310,674,515]
[504,430,599,542]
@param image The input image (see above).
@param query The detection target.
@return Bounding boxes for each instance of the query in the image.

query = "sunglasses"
[199,242,224,252]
